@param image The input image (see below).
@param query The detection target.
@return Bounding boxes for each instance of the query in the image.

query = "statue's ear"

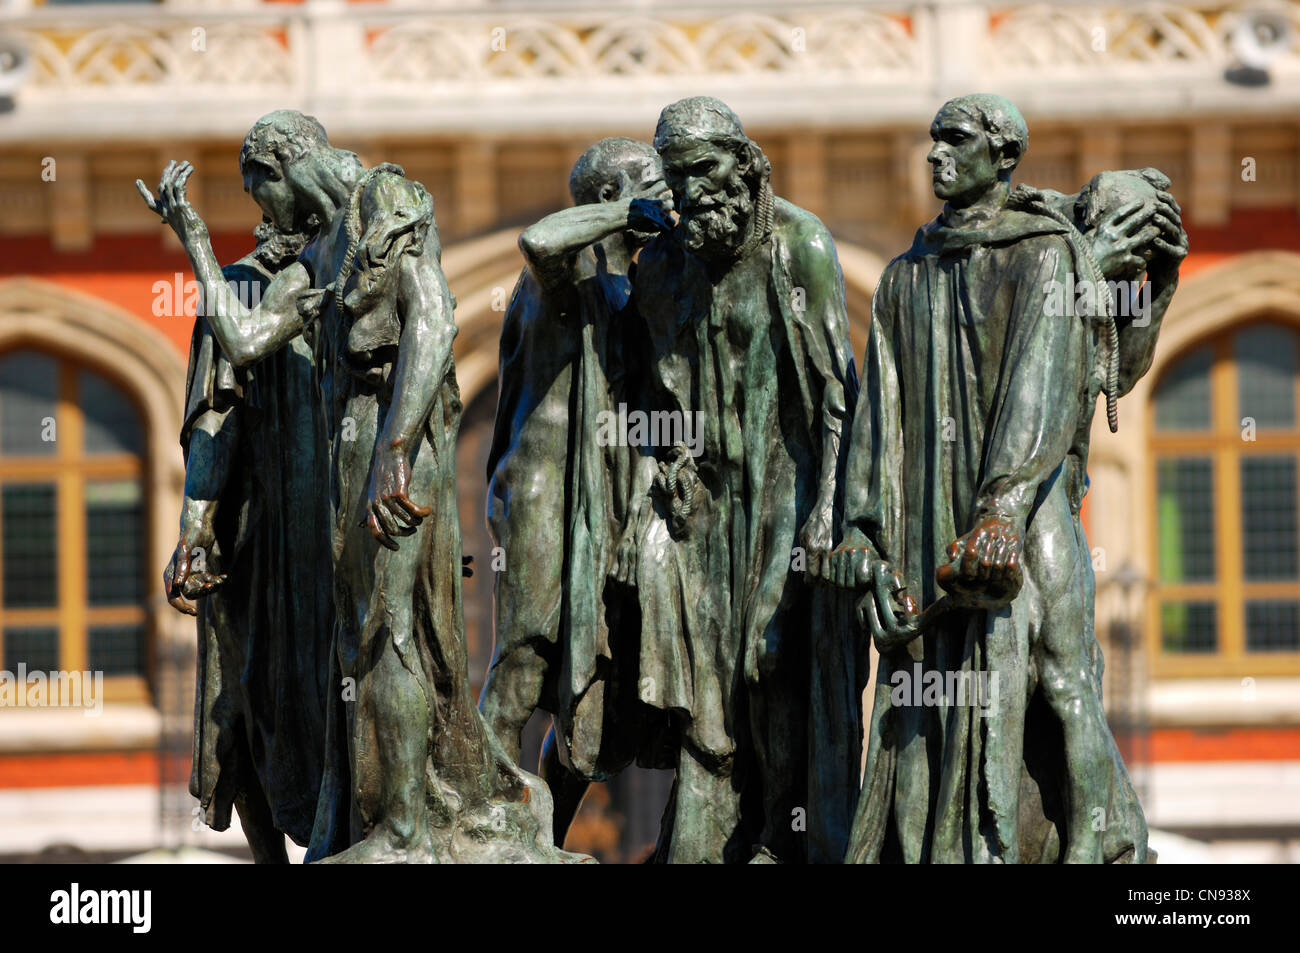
[996,140,1023,174]
[736,143,757,176]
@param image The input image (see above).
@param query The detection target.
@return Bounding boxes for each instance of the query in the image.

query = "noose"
[663,443,696,537]
[1008,185,1121,433]
[323,163,402,314]
[733,179,775,263]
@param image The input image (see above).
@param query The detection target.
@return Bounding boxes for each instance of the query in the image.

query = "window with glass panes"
[0,348,149,701]
[1150,321,1300,676]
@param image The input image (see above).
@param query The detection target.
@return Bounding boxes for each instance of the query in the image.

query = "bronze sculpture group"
[140,91,1187,863]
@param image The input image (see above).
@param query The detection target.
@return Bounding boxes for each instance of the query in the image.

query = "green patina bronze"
[141,110,583,864]
[145,94,1183,865]
[817,94,1186,863]
[481,137,678,843]
[626,97,864,863]
[166,234,333,864]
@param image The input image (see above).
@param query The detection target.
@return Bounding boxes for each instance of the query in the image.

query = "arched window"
[0,347,149,701]
[1150,320,1300,676]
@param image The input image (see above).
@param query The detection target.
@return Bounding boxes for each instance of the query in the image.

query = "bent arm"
[518,201,635,289]
[180,223,309,368]
[1116,264,1179,397]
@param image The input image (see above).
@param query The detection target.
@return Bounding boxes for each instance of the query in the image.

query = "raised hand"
[625,175,675,234]
[1089,198,1161,279]
[136,160,209,250]
[1147,191,1189,271]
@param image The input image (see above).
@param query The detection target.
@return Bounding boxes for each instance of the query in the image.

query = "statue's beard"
[679,174,754,259]
[253,219,311,269]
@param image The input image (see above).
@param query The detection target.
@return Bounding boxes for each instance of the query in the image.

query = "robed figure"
[632,98,864,863]
[166,233,334,863]
[830,95,1173,863]
[142,110,578,863]
[481,138,676,842]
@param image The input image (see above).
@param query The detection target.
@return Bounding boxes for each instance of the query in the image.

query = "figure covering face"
[630,97,864,863]
[835,95,1165,863]
[141,110,581,863]
[481,137,677,841]
[170,232,333,863]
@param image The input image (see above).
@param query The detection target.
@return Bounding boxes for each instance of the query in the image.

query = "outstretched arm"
[137,162,309,367]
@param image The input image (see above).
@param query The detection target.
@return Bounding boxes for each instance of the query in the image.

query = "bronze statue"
[481,137,677,844]
[139,110,580,863]
[819,94,1186,863]
[141,92,1187,866]
[165,227,334,863]
[628,97,863,862]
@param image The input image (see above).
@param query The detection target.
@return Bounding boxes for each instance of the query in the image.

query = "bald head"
[927,93,1029,208]
[240,110,334,180]
[568,137,660,206]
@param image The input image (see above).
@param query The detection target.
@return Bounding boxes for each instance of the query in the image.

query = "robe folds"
[305,168,571,863]
[632,198,865,862]
[184,258,334,847]
[485,254,661,779]
[844,204,1149,863]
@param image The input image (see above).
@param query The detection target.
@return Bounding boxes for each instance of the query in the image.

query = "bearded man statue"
[628,97,863,863]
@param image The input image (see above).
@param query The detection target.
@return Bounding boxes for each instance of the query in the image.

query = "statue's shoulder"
[633,232,681,289]
[772,197,839,280]
[1001,216,1073,261]
[350,164,440,265]
[354,164,438,247]
[774,198,834,250]
[638,231,675,266]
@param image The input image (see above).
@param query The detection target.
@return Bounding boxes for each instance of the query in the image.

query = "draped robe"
[632,198,864,862]
[184,256,334,847]
[302,168,574,863]
[485,252,658,778]
[844,204,1149,863]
